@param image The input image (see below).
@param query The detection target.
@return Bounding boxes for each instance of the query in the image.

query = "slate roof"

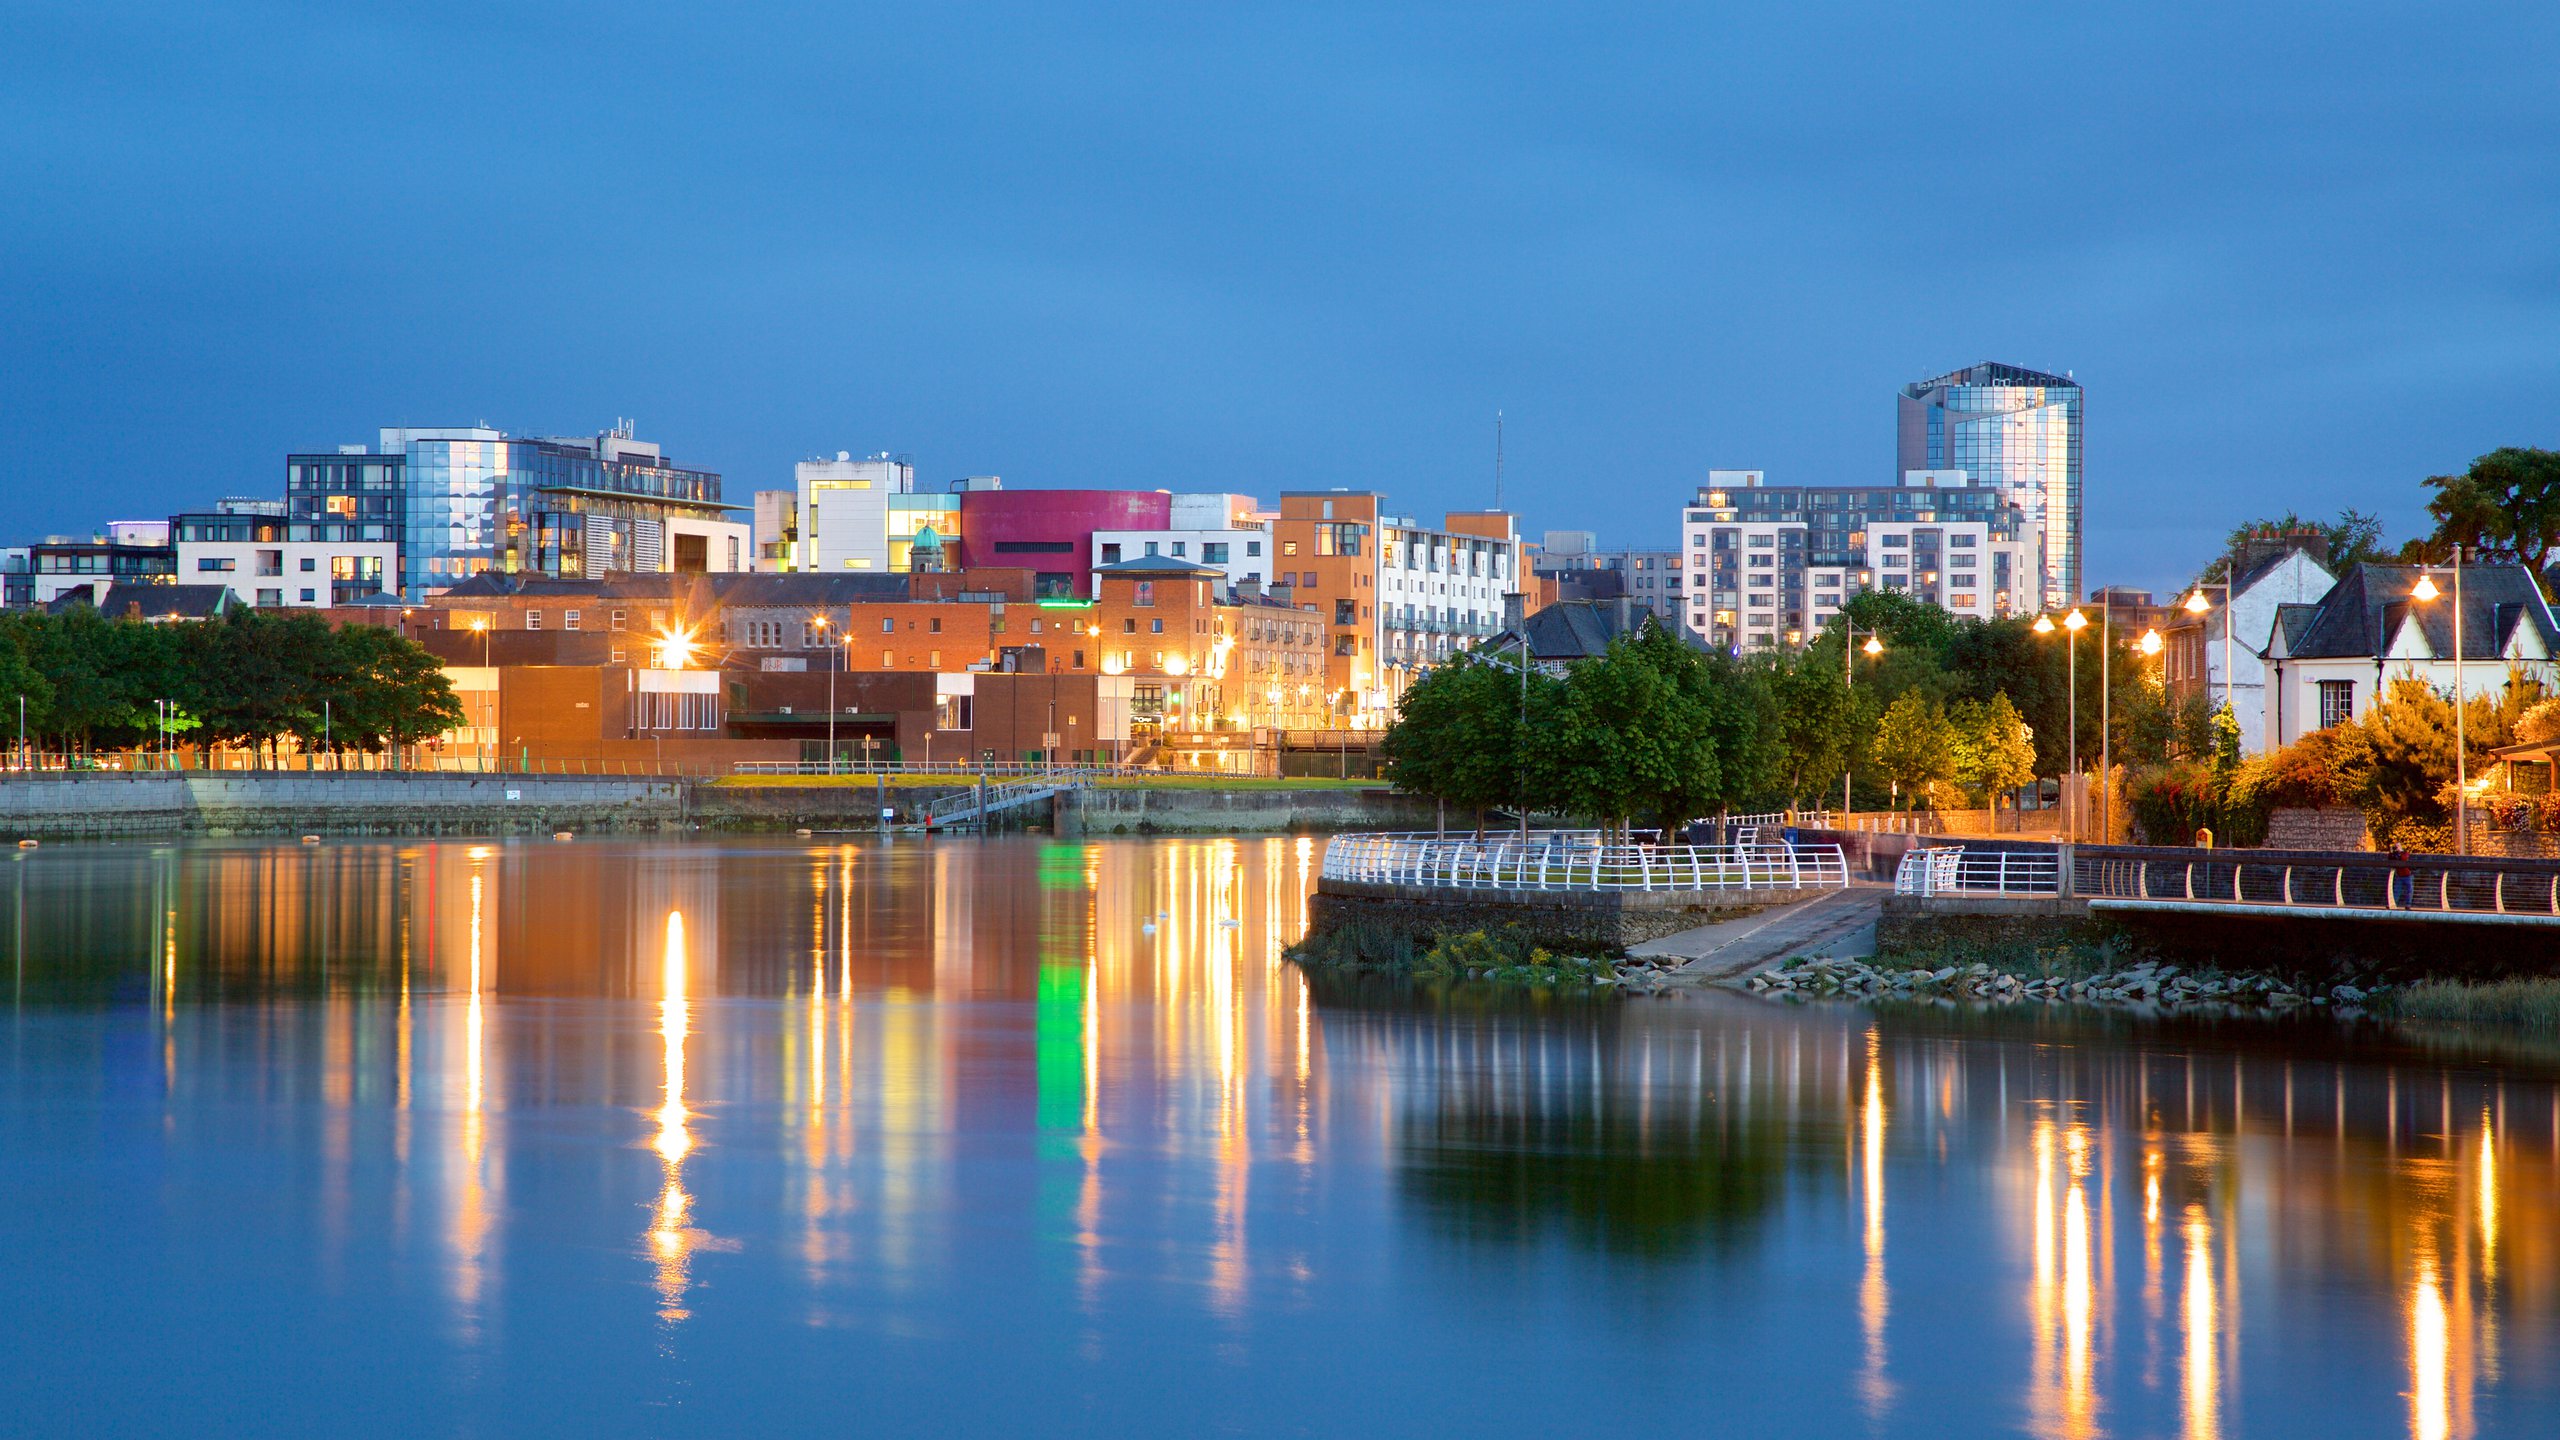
[61,584,233,621]
[1480,599,1707,662]
[2274,562,2556,661]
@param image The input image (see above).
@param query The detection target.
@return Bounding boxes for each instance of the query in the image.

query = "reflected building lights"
[2182,1203,2219,1440]
[651,909,698,1324]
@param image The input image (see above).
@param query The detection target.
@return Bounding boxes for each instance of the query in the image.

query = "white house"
[2166,543,2338,753]
[2262,562,2559,750]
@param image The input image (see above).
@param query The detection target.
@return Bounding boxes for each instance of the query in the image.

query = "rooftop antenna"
[1494,410,1505,512]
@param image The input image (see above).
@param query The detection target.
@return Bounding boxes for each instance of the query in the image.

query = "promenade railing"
[732,760,1147,779]
[1322,832,1850,893]
[1896,841,2560,920]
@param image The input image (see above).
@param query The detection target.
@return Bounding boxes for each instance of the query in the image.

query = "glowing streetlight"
[1862,635,1883,657]
[2410,554,2468,853]
[2140,628,2163,657]
[1841,623,1885,816]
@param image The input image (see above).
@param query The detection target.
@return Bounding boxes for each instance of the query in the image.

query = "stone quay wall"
[1064,787,1439,836]
[1310,876,1810,953]
[0,774,686,840]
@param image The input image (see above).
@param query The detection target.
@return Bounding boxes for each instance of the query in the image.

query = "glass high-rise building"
[1898,362,2082,605]
[288,424,743,600]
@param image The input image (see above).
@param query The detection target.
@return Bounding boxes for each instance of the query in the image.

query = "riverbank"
[0,773,1438,839]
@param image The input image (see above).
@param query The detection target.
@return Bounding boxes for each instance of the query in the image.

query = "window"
[2319,679,2355,729]
[929,650,941,667]
[1029,618,1043,635]
[1134,582,1155,606]
[881,617,894,633]
[565,610,581,631]
[1334,599,1357,625]
[1245,541,1261,557]
[928,617,942,634]
[298,588,316,603]
[196,557,235,572]
[1073,650,1086,669]
[1202,543,1228,564]
[881,650,895,667]
[299,557,316,572]
[526,610,543,630]
[1144,541,1161,557]
[256,588,282,606]
[611,609,627,631]
[1171,542,1187,557]
[1123,618,1137,634]
[1282,541,1299,557]
[1100,544,1122,564]
[1150,619,1164,634]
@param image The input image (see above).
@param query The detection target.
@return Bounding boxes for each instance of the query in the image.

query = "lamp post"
[2412,552,2468,854]
[812,614,835,774]
[2034,609,2087,838]
[469,616,492,770]
[1841,624,1883,818]
[2183,582,2234,717]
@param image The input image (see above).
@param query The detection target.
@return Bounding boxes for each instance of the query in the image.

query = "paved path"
[1630,885,1885,985]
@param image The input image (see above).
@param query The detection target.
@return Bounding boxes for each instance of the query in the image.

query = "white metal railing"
[1322,832,1849,893]
[732,760,1135,778]
[1723,810,1834,830]
[1894,846,2061,897]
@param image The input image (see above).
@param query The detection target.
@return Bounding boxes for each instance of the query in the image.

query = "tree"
[2196,509,2390,583]
[1869,692,1956,810]
[1526,636,1718,839]
[1949,692,2037,804]
[326,624,466,756]
[2417,448,2560,579]
[1768,648,1856,808]
[1380,653,1541,830]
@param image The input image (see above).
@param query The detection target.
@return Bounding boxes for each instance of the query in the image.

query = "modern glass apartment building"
[1897,362,2083,605]
[288,425,743,600]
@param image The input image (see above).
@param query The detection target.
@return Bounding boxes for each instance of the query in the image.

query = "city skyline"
[6,5,2555,598]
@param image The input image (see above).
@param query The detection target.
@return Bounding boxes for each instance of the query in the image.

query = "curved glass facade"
[1898,362,2082,605]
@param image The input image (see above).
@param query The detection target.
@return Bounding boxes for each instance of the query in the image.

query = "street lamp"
[2182,585,2234,716]
[468,616,492,770]
[2410,552,2468,854]
[2034,610,2088,838]
[1840,624,1883,818]
[811,614,835,774]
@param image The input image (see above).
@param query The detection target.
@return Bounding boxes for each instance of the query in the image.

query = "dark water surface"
[0,836,2551,1437]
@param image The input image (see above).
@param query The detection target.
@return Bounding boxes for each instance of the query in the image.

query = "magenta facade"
[957,489,1171,597]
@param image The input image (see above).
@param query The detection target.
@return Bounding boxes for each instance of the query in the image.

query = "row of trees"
[2200,448,2560,590]
[1380,619,2058,830]
[0,608,463,763]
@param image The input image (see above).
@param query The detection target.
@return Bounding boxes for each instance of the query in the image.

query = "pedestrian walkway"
[1630,885,1884,984]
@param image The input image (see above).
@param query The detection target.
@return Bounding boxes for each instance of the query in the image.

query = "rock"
[2332,983,2366,1003]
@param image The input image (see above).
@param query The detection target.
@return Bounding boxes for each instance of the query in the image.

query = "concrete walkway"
[1630,885,1885,985]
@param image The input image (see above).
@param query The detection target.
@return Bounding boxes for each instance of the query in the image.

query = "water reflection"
[0,837,2557,1435]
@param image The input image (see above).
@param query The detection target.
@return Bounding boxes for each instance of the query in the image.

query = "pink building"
[958,489,1171,597]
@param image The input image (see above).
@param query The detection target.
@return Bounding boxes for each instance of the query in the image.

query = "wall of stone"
[2264,808,2370,852]
[0,774,686,839]
[1308,878,1805,953]
[1066,786,1438,835]
[1879,893,2560,976]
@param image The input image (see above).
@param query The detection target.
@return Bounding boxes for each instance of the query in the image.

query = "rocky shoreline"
[1744,955,2387,1016]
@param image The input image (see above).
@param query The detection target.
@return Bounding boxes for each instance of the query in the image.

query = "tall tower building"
[1898,362,2082,605]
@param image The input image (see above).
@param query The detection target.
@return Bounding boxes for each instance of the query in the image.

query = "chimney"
[1615,596,1635,633]
[2234,525,2330,581]
[1502,591,1525,631]
[1236,577,1262,602]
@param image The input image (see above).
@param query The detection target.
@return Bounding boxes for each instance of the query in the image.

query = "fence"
[733,760,1146,779]
[1322,832,1850,893]
[1893,846,2063,897]
[1894,841,2560,920]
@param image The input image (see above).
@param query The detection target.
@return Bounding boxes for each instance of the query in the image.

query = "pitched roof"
[67,584,233,621]
[2275,562,2557,661]
[1480,599,1706,662]
[1091,555,1225,578]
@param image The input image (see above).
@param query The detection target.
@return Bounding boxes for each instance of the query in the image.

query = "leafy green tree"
[2418,448,2560,577]
[322,624,466,756]
[2196,509,2389,583]
[1949,692,2037,804]
[1527,636,1717,839]
[1380,653,1543,830]
[1768,647,1856,808]
[1869,692,1956,810]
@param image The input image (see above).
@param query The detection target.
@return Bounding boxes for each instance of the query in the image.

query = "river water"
[0,835,2549,1437]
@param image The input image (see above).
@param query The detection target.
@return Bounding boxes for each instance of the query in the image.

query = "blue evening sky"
[4,2,2553,593]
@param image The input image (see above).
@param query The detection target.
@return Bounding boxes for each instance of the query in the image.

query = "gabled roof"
[65,583,233,621]
[1478,599,1707,662]
[2275,562,2558,662]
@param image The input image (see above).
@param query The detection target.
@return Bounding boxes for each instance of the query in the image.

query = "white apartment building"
[1377,512,1518,677]
[173,513,400,608]
[795,453,915,572]
[1091,493,1276,592]
[1679,468,2042,648]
